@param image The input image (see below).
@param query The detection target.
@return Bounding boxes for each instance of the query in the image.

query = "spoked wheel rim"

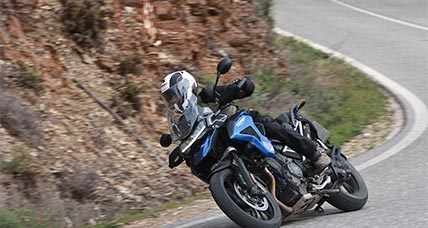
[210,168,282,227]
[326,158,368,212]
[233,181,269,211]
[224,175,275,221]
[341,174,360,194]
[338,160,365,197]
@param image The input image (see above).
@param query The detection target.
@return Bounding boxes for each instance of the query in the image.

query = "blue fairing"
[194,129,216,165]
[228,112,275,157]
[200,132,214,160]
[195,112,275,164]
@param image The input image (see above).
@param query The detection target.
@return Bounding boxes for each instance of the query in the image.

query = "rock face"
[0,0,285,226]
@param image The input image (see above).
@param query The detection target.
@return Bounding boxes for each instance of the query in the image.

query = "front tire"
[209,169,282,228]
[327,159,368,211]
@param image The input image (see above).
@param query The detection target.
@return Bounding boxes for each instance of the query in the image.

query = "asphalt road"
[172,1,428,227]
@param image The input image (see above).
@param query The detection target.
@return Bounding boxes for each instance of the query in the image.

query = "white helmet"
[160,71,199,140]
[161,71,197,112]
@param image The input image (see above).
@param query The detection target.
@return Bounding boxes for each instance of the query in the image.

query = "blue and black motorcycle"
[162,57,368,228]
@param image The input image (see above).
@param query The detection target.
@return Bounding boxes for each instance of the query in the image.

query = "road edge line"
[329,0,428,32]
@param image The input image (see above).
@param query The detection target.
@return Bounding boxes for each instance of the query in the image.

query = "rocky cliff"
[0,0,285,226]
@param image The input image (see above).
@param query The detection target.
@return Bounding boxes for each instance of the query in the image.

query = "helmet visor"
[167,94,199,140]
[162,86,184,111]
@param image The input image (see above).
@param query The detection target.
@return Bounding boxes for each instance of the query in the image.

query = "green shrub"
[118,55,143,76]
[0,146,32,176]
[254,0,274,26]
[16,64,42,91]
[120,81,141,111]
[61,0,107,48]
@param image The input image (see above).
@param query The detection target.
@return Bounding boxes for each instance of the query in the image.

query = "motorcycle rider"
[160,70,331,173]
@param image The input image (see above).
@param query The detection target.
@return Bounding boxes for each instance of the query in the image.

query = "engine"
[266,154,308,206]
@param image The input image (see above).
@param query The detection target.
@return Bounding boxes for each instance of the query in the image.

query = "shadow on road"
[283,208,344,226]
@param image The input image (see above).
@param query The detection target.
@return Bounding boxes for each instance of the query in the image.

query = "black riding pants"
[252,114,321,162]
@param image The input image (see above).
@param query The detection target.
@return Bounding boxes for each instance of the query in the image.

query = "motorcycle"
[162,57,368,228]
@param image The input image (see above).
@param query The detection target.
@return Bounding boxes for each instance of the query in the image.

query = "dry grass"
[58,167,100,202]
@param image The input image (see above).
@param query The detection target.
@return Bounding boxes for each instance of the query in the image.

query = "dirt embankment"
[0,0,284,226]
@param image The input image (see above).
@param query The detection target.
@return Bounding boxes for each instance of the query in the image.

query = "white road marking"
[173,28,428,227]
[330,0,428,32]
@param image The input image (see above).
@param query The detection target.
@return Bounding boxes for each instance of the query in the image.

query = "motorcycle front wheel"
[209,168,282,228]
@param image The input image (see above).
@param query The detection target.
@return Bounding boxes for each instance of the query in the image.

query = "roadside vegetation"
[0,208,49,228]
[61,0,107,48]
[16,63,43,92]
[243,35,387,146]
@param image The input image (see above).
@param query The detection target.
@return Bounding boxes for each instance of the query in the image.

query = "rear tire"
[210,168,282,228]
[327,159,368,211]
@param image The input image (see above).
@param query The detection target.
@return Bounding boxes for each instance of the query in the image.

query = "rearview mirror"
[160,134,172,147]
[216,57,232,76]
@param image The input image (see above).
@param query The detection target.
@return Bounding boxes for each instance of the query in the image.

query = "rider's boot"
[313,151,331,174]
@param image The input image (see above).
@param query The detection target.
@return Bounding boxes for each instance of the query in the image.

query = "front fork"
[210,146,263,196]
[231,152,264,196]
[329,145,352,185]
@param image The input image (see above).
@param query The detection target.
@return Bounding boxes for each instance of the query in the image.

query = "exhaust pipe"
[264,168,293,214]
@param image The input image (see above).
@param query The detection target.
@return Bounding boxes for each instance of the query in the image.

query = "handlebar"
[290,100,306,126]
[298,100,306,110]
[199,77,254,106]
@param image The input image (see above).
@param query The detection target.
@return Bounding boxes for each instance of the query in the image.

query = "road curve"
[171,1,428,227]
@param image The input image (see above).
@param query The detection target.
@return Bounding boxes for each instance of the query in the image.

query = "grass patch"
[0,208,50,228]
[243,35,387,145]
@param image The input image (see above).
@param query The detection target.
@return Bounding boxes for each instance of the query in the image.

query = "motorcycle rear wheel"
[327,159,368,211]
[209,168,282,228]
